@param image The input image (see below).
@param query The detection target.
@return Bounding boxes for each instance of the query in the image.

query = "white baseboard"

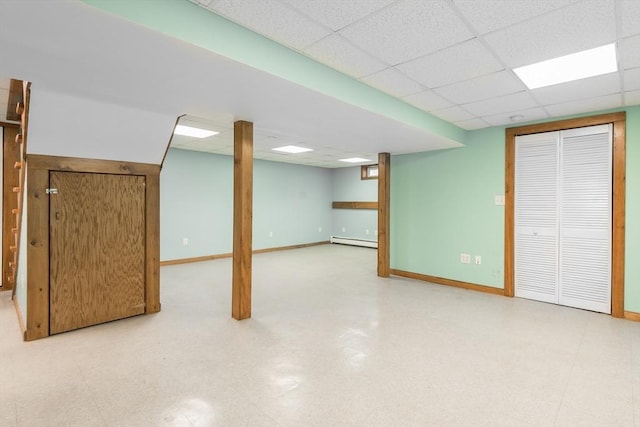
[330,236,378,249]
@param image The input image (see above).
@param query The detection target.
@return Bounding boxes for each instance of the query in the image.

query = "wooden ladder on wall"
[2,79,30,291]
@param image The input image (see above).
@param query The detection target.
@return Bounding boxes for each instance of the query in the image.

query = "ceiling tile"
[402,90,453,112]
[463,91,538,116]
[434,70,526,104]
[303,34,388,78]
[531,72,620,105]
[396,39,503,88]
[620,0,640,37]
[339,0,473,65]
[484,0,617,67]
[620,35,640,70]
[207,0,331,50]
[624,68,640,91]
[481,107,549,127]
[361,68,424,97]
[453,118,490,130]
[545,93,622,116]
[624,90,640,105]
[430,106,474,122]
[452,0,580,35]
[280,0,396,31]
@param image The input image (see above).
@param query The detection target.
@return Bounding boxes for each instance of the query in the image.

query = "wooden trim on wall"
[611,118,626,318]
[160,115,183,169]
[25,167,50,341]
[232,121,253,320]
[6,79,23,122]
[391,269,505,296]
[145,172,161,314]
[505,112,626,317]
[624,311,640,322]
[27,154,160,175]
[332,201,377,209]
[377,153,390,277]
[160,241,330,266]
[2,125,20,290]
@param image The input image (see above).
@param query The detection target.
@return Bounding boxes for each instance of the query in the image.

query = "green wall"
[391,106,640,312]
[160,148,332,261]
[331,166,378,241]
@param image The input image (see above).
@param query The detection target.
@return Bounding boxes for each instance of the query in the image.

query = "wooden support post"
[232,121,253,320]
[377,153,390,277]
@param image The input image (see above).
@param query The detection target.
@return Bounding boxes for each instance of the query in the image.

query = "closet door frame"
[505,112,626,317]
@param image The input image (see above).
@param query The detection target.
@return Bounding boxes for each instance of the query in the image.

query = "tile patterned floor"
[1,244,638,426]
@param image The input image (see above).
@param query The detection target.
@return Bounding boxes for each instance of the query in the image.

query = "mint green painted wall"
[82,0,464,144]
[331,166,378,241]
[391,106,640,311]
[160,148,332,261]
[391,127,505,288]
[160,149,233,261]
[253,160,332,249]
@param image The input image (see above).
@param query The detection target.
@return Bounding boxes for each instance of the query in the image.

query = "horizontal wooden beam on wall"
[332,201,377,210]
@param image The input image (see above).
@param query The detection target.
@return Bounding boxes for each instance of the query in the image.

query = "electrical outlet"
[342,227,346,233]
[475,255,482,265]
[318,227,322,233]
[460,253,471,264]
[183,238,189,246]
[365,229,370,235]
[268,231,273,237]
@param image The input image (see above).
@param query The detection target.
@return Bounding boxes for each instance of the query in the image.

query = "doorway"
[514,124,612,313]
[49,171,146,334]
[504,112,626,317]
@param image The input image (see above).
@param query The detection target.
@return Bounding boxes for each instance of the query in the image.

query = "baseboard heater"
[330,236,378,249]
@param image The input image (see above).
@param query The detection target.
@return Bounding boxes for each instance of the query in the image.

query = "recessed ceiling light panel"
[174,124,219,138]
[272,145,313,154]
[514,43,617,90]
[339,157,372,163]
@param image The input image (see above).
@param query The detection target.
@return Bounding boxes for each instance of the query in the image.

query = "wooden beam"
[6,79,22,122]
[377,153,390,277]
[232,121,253,320]
[332,201,377,209]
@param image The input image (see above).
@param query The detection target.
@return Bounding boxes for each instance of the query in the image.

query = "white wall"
[27,88,176,164]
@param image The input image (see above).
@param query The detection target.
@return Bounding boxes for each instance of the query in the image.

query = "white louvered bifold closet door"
[559,124,612,313]
[514,132,559,304]
[515,125,612,314]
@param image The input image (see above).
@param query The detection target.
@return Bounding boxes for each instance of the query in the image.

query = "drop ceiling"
[1,0,639,168]
[191,0,639,131]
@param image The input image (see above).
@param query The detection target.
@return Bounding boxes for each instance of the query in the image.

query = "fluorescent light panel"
[339,157,371,163]
[272,145,313,154]
[514,43,617,90]
[174,124,219,138]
